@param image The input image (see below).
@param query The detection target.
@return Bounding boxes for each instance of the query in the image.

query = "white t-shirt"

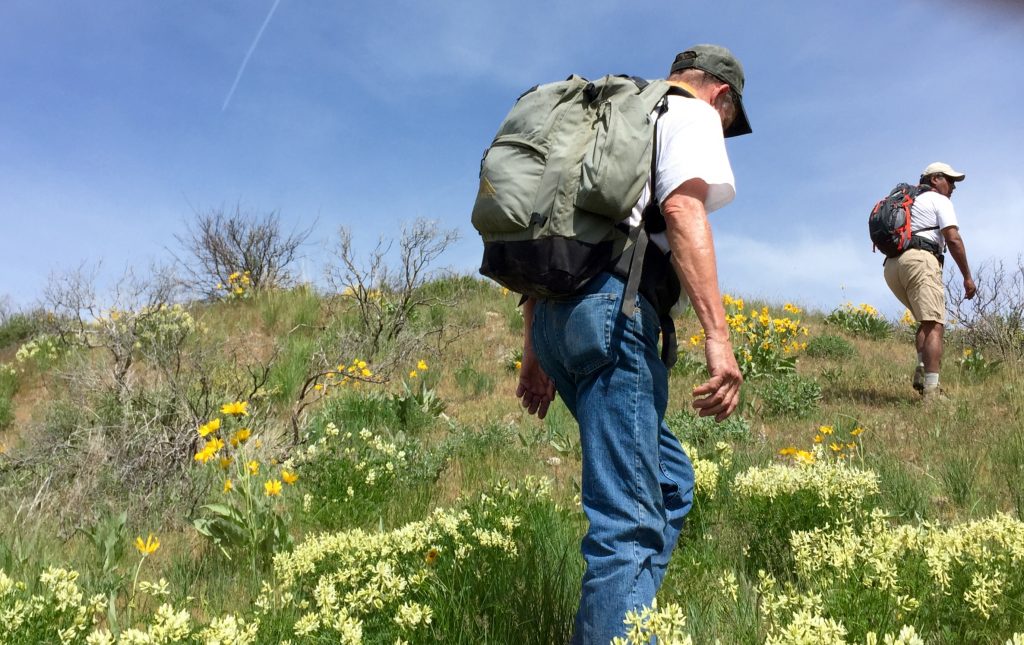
[910,190,958,251]
[628,94,736,253]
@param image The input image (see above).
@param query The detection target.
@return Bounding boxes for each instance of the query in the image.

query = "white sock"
[924,372,939,387]
[917,353,924,367]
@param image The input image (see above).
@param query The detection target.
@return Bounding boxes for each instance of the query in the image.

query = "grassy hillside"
[0,279,1022,644]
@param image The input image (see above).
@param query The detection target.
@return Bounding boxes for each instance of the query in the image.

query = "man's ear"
[711,83,731,106]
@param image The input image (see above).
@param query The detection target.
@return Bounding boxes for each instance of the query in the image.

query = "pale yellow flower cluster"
[0,567,106,643]
[268,478,550,640]
[14,334,62,364]
[611,600,694,645]
[97,303,197,354]
[115,603,192,644]
[299,423,408,491]
[683,442,722,500]
[790,510,1024,622]
[733,447,880,517]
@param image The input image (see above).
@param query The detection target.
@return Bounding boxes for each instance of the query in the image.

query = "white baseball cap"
[922,162,966,181]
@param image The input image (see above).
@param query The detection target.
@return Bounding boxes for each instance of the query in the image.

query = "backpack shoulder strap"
[909,184,939,234]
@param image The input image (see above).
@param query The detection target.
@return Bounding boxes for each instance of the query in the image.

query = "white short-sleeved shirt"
[910,190,958,252]
[628,94,736,253]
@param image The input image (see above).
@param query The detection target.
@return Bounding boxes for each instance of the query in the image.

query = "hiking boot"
[912,365,925,393]
[921,384,949,403]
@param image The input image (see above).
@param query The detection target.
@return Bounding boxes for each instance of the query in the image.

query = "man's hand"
[964,277,977,300]
[692,337,742,421]
[516,347,555,419]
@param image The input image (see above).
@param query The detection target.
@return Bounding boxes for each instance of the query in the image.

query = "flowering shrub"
[733,443,880,572]
[691,296,808,379]
[788,510,1024,641]
[264,477,563,643]
[191,400,298,569]
[296,421,441,530]
[0,567,107,644]
[216,270,253,301]
[825,302,891,339]
[0,564,258,645]
[14,333,64,368]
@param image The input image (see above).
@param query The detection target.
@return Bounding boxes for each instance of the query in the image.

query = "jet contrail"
[222,0,283,112]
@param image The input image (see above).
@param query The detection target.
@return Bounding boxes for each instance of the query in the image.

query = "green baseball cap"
[669,44,752,137]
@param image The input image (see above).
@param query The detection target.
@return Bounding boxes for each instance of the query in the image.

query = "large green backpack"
[471,75,687,303]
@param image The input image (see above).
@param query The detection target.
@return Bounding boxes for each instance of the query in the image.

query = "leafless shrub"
[326,218,459,359]
[947,255,1024,360]
[7,263,280,527]
[278,220,464,440]
[43,263,183,402]
[172,205,314,297]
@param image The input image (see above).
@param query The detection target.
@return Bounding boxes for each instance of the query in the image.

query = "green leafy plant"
[756,374,822,418]
[805,334,856,360]
[824,302,891,339]
[956,347,1002,382]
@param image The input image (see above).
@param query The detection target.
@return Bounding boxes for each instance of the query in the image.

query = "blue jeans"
[531,272,695,644]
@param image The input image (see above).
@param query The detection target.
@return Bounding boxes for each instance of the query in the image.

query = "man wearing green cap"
[516,44,750,643]
[883,162,977,400]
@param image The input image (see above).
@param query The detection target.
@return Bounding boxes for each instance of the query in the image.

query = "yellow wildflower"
[779,447,797,456]
[198,418,221,437]
[819,425,834,435]
[409,371,418,379]
[230,428,251,447]
[851,427,864,437]
[794,450,815,464]
[248,460,260,476]
[264,479,283,496]
[417,359,428,371]
[220,401,249,416]
[514,360,522,370]
[282,470,299,485]
[134,534,160,556]
[223,479,233,493]
[219,456,232,470]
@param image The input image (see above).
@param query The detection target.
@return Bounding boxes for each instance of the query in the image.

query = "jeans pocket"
[553,292,618,377]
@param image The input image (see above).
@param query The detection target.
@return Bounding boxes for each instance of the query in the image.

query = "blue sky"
[2,0,1022,317]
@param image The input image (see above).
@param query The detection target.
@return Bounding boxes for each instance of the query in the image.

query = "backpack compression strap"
[614,90,687,368]
[617,85,693,319]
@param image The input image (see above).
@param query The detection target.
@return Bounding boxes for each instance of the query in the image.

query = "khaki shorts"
[884,249,946,324]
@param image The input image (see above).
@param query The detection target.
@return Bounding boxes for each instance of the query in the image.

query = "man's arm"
[942,226,977,299]
[661,178,743,421]
[516,297,556,419]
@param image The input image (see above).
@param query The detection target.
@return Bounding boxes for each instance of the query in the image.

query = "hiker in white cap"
[883,161,977,400]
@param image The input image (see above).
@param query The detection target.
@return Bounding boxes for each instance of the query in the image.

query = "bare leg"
[919,321,943,374]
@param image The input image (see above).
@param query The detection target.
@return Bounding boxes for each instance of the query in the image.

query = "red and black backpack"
[868,183,938,258]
